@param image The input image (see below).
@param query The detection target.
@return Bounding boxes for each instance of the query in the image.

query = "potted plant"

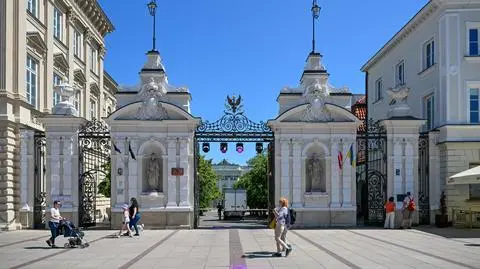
[435,191,448,228]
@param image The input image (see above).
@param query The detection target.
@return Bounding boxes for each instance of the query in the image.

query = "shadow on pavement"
[24,246,59,250]
[413,227,480,239]
[465,243,480,247]
[242,251,279,259]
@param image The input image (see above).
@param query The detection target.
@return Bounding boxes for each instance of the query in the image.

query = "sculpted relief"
[144,153,162,192]
[305,154,326,193]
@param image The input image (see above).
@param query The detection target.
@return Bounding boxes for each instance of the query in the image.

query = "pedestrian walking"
[272,197,293,257]
[401,192,415,229]
[118,204,132,237]
[127,197,141,236]
[46,200,63,248]
[217,203,223,220]
[384,196,396,229]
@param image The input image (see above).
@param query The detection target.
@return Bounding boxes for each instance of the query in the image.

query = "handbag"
[269,219,276,229]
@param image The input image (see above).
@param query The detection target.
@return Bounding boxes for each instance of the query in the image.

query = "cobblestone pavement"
[0,228,479,269]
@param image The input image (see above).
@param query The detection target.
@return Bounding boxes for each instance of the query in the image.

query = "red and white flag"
[338,151,343,170]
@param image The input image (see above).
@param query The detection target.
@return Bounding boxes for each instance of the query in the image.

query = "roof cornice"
[361,0,442,72]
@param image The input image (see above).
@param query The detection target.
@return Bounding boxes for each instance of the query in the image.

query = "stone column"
[382,119,425,226]
[280,139,290,198]
[83,30,91,119]
[128,139,138,200]
[49,138,61,198]
[179,138,190,207]
[19,130,34,227]
[428,131,440,222]
[61,135,74,206]
[166,138,177,207]
[98,46,106,116]
[330,138,341,207]
[112,137,127,207]
[342,139,353,207]
[292,139,302,207]
[44,1,54,113]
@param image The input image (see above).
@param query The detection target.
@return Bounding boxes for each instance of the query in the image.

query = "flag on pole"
[128,141,136,160]
[346,143,355,168]
[338,151,343,170]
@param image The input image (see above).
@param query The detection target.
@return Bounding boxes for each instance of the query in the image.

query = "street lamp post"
[311,0,321,53]
[147,0,158,52]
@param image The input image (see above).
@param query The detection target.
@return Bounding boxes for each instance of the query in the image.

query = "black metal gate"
[418,132,430,225]
[193,95,274,228]
[78,120,111,228]
[33,132,47,229]
[356,120,388,226]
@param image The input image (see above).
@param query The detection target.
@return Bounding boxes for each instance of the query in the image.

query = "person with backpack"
[272,197,293,257]
[401,192,415,229]
[281,206,296,252]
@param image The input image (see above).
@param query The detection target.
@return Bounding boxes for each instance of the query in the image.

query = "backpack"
[288,208,296,225]
[407,198,416,211]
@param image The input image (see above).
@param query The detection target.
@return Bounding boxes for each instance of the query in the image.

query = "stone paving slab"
[0,228,479,269]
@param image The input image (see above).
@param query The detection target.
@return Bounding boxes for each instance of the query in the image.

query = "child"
[118,204,133,238]
[384,197,396,229]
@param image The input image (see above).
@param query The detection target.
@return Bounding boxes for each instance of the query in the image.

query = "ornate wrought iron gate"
[193,95,274,228]
[78,120,111,228]
[356,120,388,226]
[33,132,47,229]
[418,133,430,225]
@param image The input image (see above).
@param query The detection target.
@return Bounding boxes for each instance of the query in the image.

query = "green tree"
[234,153,268,209]
[198,156,221,209]
[97,160,111,198]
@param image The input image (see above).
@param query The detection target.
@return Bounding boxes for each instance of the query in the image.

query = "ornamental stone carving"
[303,79,331,122]
[387,85,411,118]
[53,82,78,116]
[136,77,168,120]
[306,154,325,192]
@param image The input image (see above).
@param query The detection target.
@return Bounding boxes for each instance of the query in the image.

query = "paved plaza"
[0,228,479,269]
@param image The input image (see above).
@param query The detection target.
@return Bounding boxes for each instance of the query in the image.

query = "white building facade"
[0,0,117,230]
[213,159,251,191]
[362,0,480,223]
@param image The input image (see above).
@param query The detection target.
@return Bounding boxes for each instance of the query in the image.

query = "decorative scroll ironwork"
[356,119,387,226]
[196,95,273,142]
[78,119,111,228]
[418,132,430,225]
[33,132,47,229]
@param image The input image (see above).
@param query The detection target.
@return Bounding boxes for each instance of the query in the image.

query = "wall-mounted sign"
[171,168,184,176]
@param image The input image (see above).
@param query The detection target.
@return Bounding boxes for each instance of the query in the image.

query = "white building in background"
[213,159,251,191]
[0,0,117,229]
[362,0,480,221]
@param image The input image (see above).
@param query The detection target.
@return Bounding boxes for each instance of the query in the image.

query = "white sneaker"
[138,224,144,231]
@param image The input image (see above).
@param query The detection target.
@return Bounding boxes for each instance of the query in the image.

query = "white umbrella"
[447,165,480,185]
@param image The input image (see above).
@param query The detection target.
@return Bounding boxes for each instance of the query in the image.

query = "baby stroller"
[59,220,89,248]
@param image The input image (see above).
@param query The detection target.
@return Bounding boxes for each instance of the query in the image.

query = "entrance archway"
[193,95,274,228]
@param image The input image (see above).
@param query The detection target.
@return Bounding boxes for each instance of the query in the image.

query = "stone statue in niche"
[306,154,325,192]
[146,153,161,191]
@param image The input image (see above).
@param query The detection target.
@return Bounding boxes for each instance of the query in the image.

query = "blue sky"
[100,0,428,165]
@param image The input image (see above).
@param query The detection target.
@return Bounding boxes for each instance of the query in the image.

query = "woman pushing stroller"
[46,200,63,248]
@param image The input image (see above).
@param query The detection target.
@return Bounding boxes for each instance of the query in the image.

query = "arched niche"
[138,140,166,193]
[304,143,327,193]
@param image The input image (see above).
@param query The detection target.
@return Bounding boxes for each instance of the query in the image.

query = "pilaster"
[44,1,54,113]
[128,139,138,200]
[330,138,341,207]
[178,137,190,207]
[342,139,353,207]
[280,139,290,199]
[292,139,302,207]
[166,138,177,207]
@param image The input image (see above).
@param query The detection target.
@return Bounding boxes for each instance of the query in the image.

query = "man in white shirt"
[46,200,63,248]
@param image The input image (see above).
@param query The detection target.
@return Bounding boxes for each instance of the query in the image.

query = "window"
[395,61,405,86]
[469,163,480,199]
[90,47,97,74]
[53,8,63,40]
[26,55,38,108]
[27,0,37,17]
[424,95,435,130]
[74,91,80,113]
[73,30,82,58]
[423,39,435,69]
[469,28,479,56]
[53,74,62,106]
[470,88,479,123]
[375,78,383,101]
[89,99,97,120]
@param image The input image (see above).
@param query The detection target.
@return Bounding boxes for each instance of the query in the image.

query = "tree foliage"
[198,155,221,209]
[234,153,268,209]
[97,160,111,198]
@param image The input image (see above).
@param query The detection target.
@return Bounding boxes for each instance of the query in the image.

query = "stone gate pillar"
[381,119,424,227]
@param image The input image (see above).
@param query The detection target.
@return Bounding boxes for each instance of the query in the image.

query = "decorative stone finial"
[302,79,331,122]
[387,85,411,118]
[52,82,78,116]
